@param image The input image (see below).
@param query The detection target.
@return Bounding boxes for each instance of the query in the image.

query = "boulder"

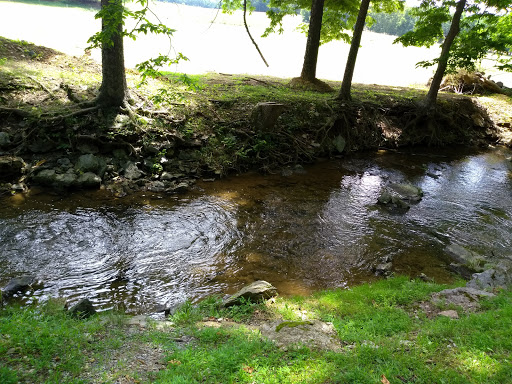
[374,262,393,277]
[67,298,96,319]
[32,169,57,185]
[222,280,278,307]
[259,320,341,351]
[1,275,36,299]
[54,172,78,188]
[75,154,106,176]
[388,183,423,202]
[123,161,143,180]
[445,244,485,272]
[76,172,102,189]
[0,156,26,182]
[467,265,512,290]
[431,287,494,312]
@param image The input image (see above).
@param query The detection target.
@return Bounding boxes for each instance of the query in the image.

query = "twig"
[244,77,277,88]
[43,106,100,122]
[243,0,269,67]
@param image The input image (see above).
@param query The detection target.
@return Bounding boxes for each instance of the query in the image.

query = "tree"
[395,0,512,109]
[337,0,371,101]
[299,0,326,83]
[89,0,183,110]
[337,0,404,101]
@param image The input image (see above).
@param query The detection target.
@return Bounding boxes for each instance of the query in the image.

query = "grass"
[1,277,511,383]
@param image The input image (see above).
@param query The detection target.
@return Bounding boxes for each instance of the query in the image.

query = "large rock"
[76,172,102,189]
[0,156,25,182]
[467,264,512,290]
[123,161,143,180]
[377,183,423,212]
[259,320,341,351]
[75,154,106,176]
[222,280,278,307]
[445,244,485,272]
[67,298,96,319]
[1,275,36,299]
[431,287,494,312]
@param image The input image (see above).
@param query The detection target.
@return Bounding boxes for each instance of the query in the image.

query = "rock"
[1,275,36,299]
[75,154,106,176]
[76,172,102,189]
[77,143,99,154]
[32,169,57,185]
[123,161,143,180]
[448,263,475,280]
[375,262,393,276]
[222,280,278,307]
[0,132,11,147]
[56,158,72,169]
[28,140,55,153]
[55,172,78,188]
[67,298,96,319]
[161,172,183,181]
[467,266,512,290]
[147,181,165,192]
[0,156,26,182]
[259,320,341,351]
[389,183,423,202]
[431,287,495,312]
[251,102,285,132]
[438,310,459,319]
[445,244,485,272]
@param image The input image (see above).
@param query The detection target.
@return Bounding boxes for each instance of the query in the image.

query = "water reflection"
[1,147,511,313]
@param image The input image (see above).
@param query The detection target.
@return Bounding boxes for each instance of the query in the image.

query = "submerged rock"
[222,280,278,307]
[377,183,423,212]
[445,244,486,272]
[1,275,36,299]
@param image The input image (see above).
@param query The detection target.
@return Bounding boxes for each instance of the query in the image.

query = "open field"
[0,0,468,87]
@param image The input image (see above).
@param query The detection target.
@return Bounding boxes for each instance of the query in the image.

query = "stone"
[75,154,106,176]
[431,287,494,312]
[147,181,165,192]
[28,140,55,153]
[76,172,102,189]
[67,298,96,319]
[54,173,78,188]
[438,310,459,319]
[0,132,11,147]
[161,172,183,181]
[0,156,25,182]
[32,169,56,185]
[467,266,512,290]
[222,280,278,307]
[251,102,285,132]
[259,320,341,351]
[389,183,423,202]
[123,161,143,180]
[77,143,99,154]
[1,275,36,299]
[56,158,72,169]
[445,244,485,272]
[375,262,393,276]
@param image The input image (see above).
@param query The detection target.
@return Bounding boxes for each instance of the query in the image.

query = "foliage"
[367,6,417,36]
[395,0,512,73]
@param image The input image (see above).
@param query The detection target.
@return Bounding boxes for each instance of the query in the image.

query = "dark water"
[1,147,511,313]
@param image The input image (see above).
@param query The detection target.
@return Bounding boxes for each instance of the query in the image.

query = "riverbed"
[1,147,511,313]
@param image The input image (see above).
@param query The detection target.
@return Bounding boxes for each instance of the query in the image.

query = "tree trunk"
[97,0,128,108]
[337,0,371,101]
[300,0,325,81]
[423,0,466,109]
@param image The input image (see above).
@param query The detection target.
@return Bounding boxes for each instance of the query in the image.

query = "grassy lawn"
[1,277,511,383]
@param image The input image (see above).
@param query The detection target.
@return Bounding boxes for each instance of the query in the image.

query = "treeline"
[367,8,417,37]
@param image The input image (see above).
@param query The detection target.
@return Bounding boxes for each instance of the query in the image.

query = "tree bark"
[423,0,466,109]
[337,0,371,101]
[96,0,128,108]
[300,0,325,81]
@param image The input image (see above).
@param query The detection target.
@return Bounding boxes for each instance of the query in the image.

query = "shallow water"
[1,147,511,313]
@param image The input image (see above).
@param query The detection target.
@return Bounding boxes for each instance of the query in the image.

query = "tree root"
[0,106,32,118]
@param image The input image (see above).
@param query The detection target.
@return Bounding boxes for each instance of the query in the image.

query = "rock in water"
[1,275,36,299]
[68,298,96,319]
[0,156,25,182]
[222,280,278,307]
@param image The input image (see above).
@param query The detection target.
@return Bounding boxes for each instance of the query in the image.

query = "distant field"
[1,0,511,87]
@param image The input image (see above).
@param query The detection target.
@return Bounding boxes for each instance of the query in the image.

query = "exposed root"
[0,106,32,118]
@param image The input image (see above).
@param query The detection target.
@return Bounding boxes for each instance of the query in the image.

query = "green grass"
[1,277,510,383]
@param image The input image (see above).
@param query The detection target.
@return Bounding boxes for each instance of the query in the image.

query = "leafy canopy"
[395,0,512,72]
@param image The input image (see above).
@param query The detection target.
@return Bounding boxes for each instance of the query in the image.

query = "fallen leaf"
[381,375,390,384]
[242,365,255,374]
[168,359,182,365]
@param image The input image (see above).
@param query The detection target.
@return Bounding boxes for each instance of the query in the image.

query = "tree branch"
[243,0,269,67]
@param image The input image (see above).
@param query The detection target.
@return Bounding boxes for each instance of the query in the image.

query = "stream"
[1,147,511,314]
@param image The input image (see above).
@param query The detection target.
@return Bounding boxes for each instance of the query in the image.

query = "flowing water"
[1,147,511,313]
